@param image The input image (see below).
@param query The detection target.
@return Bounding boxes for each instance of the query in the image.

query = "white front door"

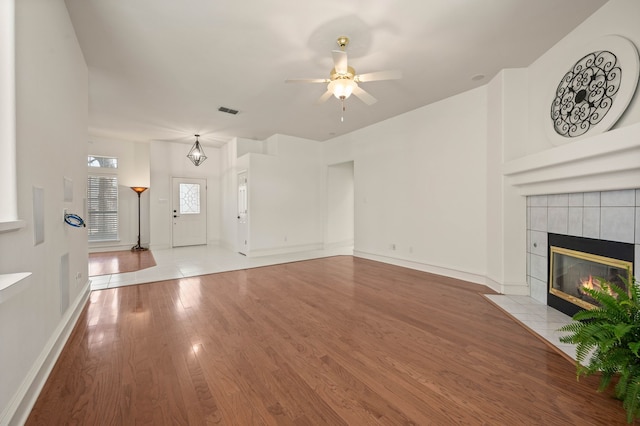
[172,177,207,247]
[237,171,248,255]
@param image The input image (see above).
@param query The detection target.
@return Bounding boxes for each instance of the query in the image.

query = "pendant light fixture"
[187,134,207,166]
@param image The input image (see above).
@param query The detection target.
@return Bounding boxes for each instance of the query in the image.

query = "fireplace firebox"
[548,233,634,317]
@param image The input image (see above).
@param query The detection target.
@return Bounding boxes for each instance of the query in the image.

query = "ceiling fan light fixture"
[187,134,207,166]
[328,79,357,100]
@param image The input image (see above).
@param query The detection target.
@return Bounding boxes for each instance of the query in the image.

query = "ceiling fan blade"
[285,78,330,83]
[332,50,348,75]
[355,70,402,83]
[315,90,333,104]
[352,86,377,105]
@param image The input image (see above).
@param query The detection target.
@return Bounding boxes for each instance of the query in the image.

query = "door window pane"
[180,183,200,214]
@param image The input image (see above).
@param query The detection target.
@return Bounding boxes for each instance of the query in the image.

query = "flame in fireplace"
[579,275,614,297]
[581,275,596,291]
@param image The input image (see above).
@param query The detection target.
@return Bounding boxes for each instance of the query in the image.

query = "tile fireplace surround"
[527,188,640,304]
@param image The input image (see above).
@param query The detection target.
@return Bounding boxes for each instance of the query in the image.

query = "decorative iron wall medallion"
[547,35,639,144]
[551,50,620,137]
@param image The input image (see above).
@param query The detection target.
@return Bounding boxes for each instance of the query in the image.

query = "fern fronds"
[557,273,640,423]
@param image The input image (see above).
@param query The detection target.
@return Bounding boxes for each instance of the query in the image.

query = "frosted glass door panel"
[172,178,207,247]
[179,183,200,214]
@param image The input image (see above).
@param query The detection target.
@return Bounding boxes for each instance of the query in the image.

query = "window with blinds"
[87,175,118,241]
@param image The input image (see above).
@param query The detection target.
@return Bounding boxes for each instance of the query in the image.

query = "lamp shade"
[187,134,207,166]
[328,79,357,99]
[130,186,148,194]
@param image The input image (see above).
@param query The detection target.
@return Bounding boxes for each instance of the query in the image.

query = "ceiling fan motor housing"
[330,66,356,81]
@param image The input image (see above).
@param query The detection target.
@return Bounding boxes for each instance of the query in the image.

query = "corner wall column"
[0,0,18,222]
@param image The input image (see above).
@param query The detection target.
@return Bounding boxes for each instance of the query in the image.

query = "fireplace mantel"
[503,123,640,196]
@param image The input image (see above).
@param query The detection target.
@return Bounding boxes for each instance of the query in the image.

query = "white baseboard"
[219,240,236,252]
[483,276,530,295]
[354,251,531,295]
[353,250,488,287]
[88,243,137,253]
[500,282,530,296]
[149,243,171,250]
[323,239,354,250]
[2,280,90,426]
[249,243,324,257]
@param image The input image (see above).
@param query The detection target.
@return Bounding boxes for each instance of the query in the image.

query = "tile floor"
[89,245,354,290]
[484,294,577,361]
[89,245,578,361]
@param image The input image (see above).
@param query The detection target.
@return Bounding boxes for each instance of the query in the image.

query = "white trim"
[149,243,171,250]
[0,272,31,304]
[484,276,530,296]
[353,250,488,287]
[249,243,324,258]
[0,220,25,233]
[0,0,17,224]
[323,239,354,250]
[503,123,640,196]
[1,281,90,426]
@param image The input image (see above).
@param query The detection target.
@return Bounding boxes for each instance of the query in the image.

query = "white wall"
[220,138,239,251]
[87,137,150,251]
[485,69,529,294]
[149,140,221,248]
[507,0,640,298]
[324,87,489,284]
[326,161,354,248]
[0,0,88,423]
[244,135,324,255]
[0,0,17,223]
[525,0,640,156]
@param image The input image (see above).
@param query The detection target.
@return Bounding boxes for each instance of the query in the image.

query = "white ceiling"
[64,0,608,147]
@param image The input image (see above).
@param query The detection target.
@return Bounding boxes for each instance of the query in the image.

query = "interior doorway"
[172,177,207,247]
[326,161,354,249]
[237,171,248,255]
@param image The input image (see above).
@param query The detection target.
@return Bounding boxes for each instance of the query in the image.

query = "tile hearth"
[484,294,577,361]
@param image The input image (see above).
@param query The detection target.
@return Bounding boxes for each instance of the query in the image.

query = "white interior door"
[237,172,248,255]
[172,177,207,247]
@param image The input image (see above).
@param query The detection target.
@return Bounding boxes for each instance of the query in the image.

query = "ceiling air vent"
[218,106,239,115]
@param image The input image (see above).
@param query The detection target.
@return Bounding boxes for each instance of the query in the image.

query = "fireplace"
[548,233,634,317]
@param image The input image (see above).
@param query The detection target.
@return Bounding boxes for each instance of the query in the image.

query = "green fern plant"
[559,274,640,423]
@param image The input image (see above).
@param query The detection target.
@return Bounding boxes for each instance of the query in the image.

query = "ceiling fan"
[286,36,402,114]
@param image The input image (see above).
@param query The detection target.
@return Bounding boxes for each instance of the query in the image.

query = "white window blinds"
[87,175,118,241]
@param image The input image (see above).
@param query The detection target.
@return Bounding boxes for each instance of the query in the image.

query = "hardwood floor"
[27,256,634,425]
[89,250,157,276]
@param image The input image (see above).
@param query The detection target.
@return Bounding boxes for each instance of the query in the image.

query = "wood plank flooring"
[26,256,635,425]
[89,249,157,276]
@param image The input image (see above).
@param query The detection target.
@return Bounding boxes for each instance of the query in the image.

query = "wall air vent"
[218,106,239,115]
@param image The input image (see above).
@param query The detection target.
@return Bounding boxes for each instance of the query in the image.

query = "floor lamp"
[130,186,148,251]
